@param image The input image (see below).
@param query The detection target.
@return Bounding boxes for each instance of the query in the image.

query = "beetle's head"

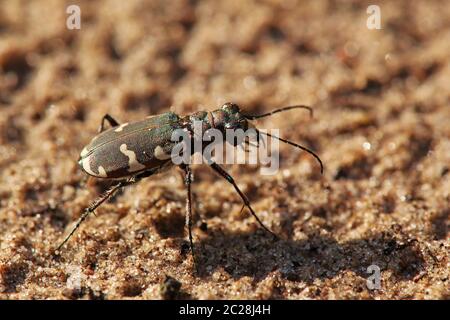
[212,102,324,174]
[215,102,248,131]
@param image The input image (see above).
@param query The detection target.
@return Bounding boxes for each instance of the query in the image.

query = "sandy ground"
[0,0,448,299]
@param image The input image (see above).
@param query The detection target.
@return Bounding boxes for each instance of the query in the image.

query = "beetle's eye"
[222,102,240,114]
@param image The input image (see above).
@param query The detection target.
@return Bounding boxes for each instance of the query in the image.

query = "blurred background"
[0,0,448,299]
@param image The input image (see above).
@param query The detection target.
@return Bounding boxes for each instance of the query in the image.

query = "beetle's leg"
[208,162,278,239]
[238,142,248,154]
[98,114,120,133]
[56,177,134,252]
[244,138,259,152]
[256,129,266,149]
[180,164,198,273]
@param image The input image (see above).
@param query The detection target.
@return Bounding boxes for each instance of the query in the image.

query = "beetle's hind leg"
[208,162,278,239]
[55,177,135,253]
[179,164,198,273]
[98,114,120,133]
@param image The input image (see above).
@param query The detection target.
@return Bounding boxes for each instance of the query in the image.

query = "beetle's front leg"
[98,114,120,133]
[180,164,198,273]
[208,162,278,239]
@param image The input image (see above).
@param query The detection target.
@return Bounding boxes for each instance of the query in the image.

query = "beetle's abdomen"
[78,112,180,179]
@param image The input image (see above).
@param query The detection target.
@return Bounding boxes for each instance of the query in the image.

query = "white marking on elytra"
[119,144,146,172]
[154,145,171,160]
[98,166,107,177]
[81,157,107,178]
[114,123,129,132]
[80,147,89,157]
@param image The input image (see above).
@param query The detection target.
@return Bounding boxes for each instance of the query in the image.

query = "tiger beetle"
[56,102,323,272]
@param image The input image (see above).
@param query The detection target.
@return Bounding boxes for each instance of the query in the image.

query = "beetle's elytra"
[58,102,323,273]
[79,111,181,179]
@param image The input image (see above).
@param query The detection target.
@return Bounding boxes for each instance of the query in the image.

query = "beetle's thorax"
[181,111,211,133]
[181,103,249,135]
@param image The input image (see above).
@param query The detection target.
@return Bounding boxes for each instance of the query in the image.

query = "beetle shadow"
[195,227,425,284]
[430,208,449,240]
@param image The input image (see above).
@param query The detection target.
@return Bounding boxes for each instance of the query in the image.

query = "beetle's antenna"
[242,105,313,120]
[256,129,324,174]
